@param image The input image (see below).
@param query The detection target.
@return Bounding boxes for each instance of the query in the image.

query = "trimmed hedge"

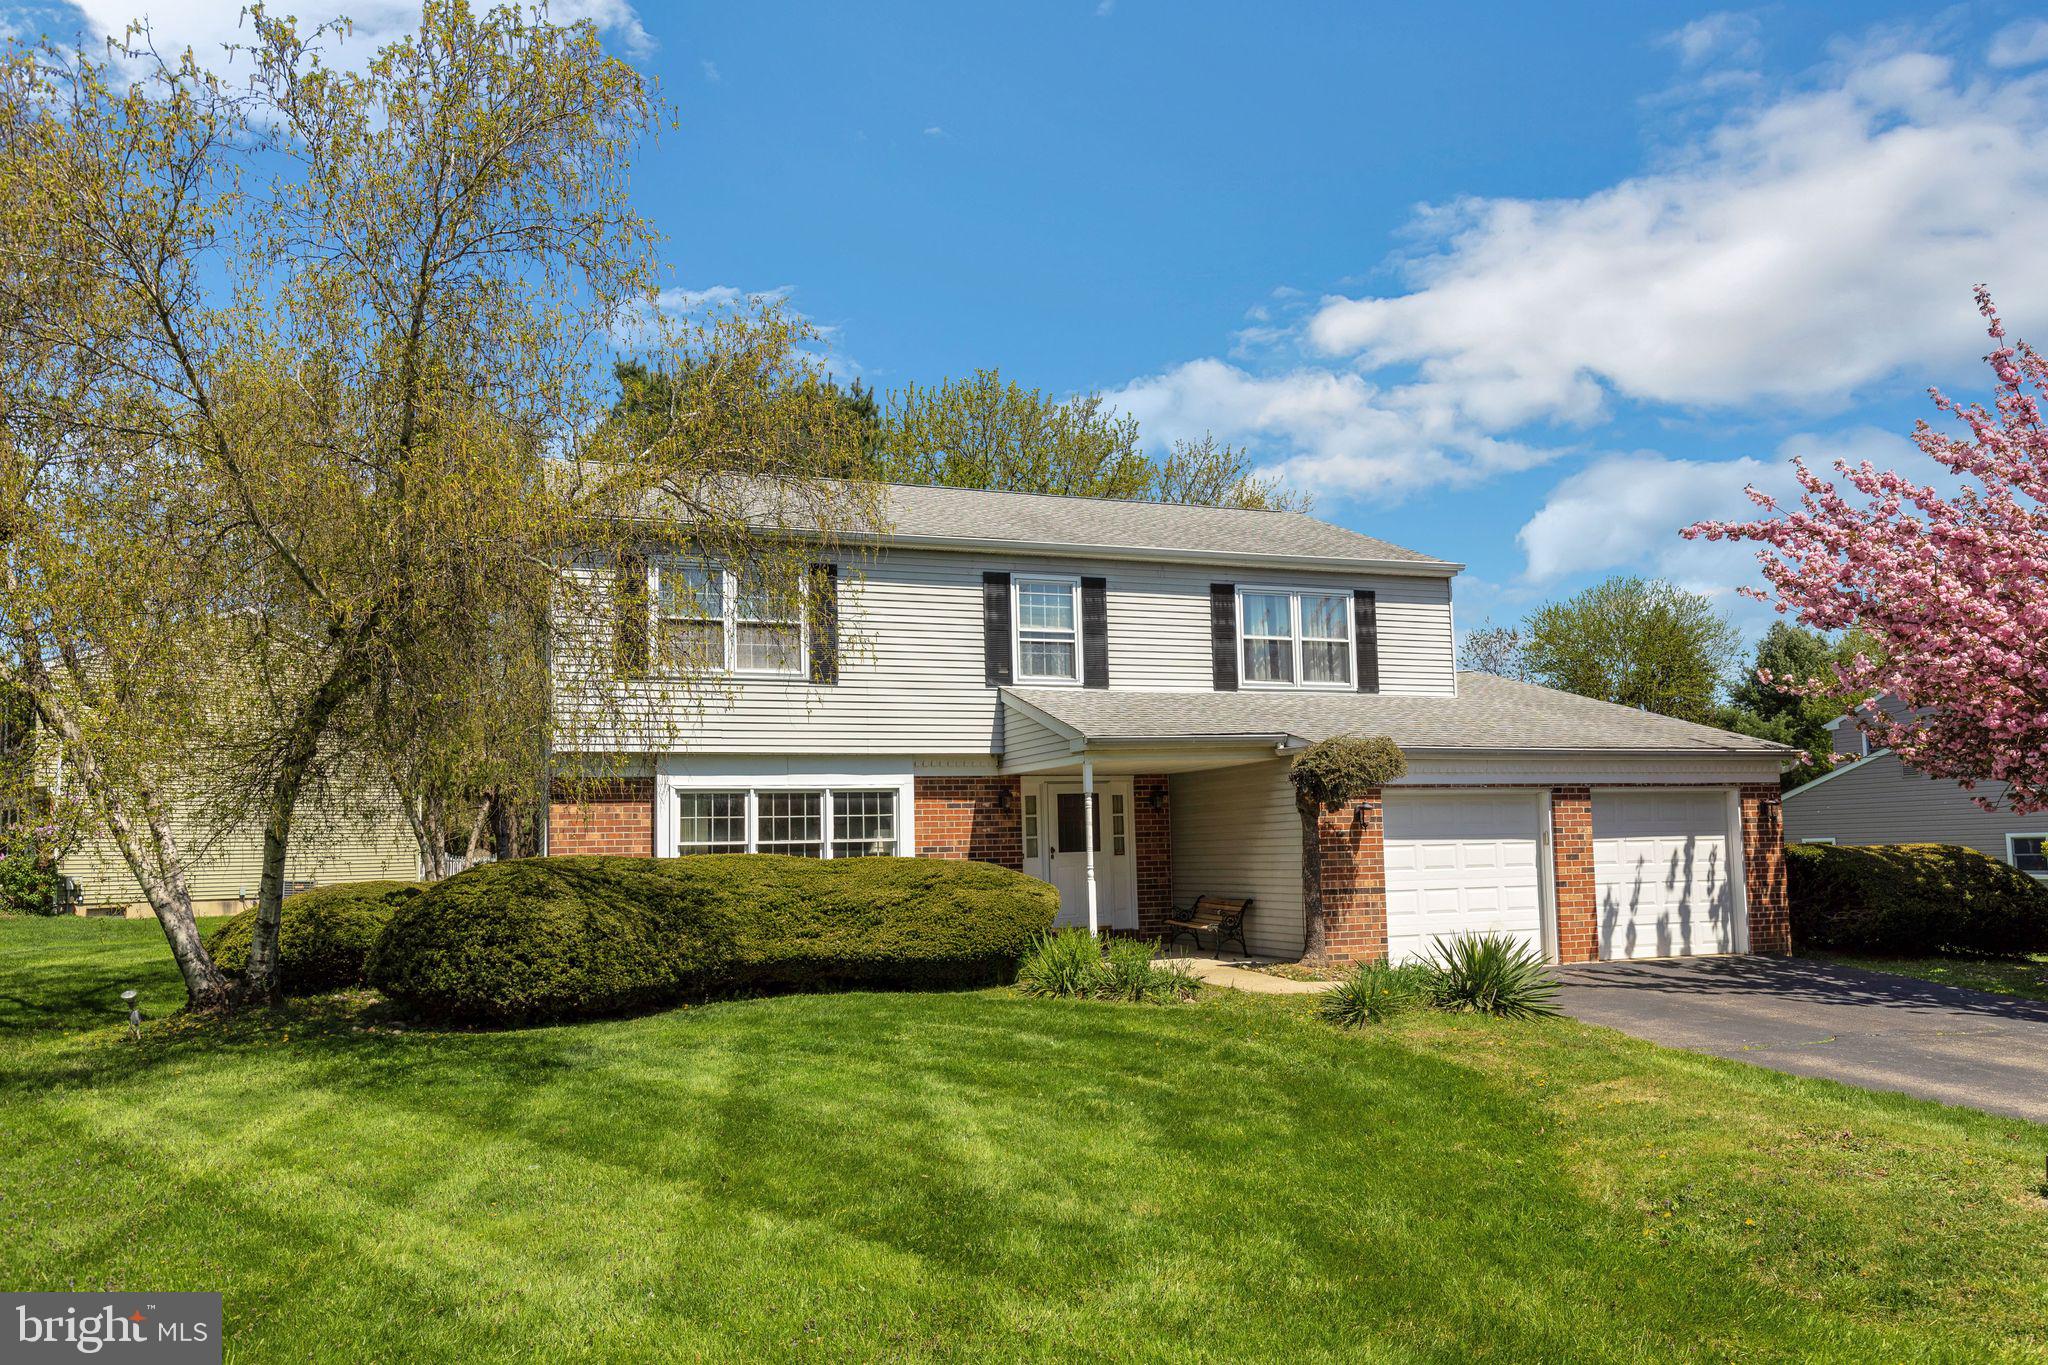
[369,854,1059,1024]
[1785,842,2048,956]
[209,880,423,994]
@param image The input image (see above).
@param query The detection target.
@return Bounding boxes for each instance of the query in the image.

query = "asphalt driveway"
[1556,956,2048,1123]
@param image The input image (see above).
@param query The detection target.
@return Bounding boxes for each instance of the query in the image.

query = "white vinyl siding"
[1783,750,2044,866]
[1168,760,1305,959]
[1000,699,1075,769]
[563,549,1457,757]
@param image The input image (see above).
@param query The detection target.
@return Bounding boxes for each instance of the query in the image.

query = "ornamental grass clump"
[1315,960,1429,1028]
[1419,932,1561,1019]
[1014,930,1198,1003]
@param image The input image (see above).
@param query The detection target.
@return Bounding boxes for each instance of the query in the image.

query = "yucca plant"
[1420,932,1561,1019]
[1014,930,1198,1002]
[1314,959,1428,1028]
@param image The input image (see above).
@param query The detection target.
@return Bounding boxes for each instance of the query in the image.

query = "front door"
[1037,779,1136,930]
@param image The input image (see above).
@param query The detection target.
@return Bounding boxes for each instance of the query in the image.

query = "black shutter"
[1210,583,1238,691]
[983,572,1013,686]
[1353,589,1380,694]
[808,562,840,684]
[1081,577,1108,689]
[615,550,649,677]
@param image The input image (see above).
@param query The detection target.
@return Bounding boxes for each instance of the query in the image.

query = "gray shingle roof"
[1006,671,1791,756]
[872,482,1455,572]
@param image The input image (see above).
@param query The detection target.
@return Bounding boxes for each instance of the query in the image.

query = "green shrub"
[1786,842,2048,955]
[0,837,60,915]
[209,881,422,994]
[1288,735,1408,811]
[370,855,1058,1024]
[1315,960,1429,1028]
[1014,930,1199,1003]
[1420,933,1560,1019]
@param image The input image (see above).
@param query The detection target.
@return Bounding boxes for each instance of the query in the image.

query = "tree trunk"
[1298,792,1328,966]
[243,662,361,1002]
[28,685,230,1009]
[488,787,513,863]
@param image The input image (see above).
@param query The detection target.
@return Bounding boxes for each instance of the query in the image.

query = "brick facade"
[1549,786,1598,964]
[548,778,655,857]
[1741,784,1792,953]
[1311,790,1387,965]
[1133,775,1172,937]
[914,776,1023,870]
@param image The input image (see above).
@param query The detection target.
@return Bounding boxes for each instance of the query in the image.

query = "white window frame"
[649,559,808,680]
[2006,832,2048,879]
[1236,585,1357,691]
[656,761,915,860]
[1012,573,1083,686]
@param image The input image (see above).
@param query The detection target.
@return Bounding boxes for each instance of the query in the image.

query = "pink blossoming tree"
[1687,288,2048,812]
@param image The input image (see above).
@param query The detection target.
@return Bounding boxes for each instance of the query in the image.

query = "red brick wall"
[1742,784,1792,953]
[1134,775,1172,937]
[914,776,1023,870]
[1549,786,1597,964]
[548,778,655,857]
[1314,790,1387,965]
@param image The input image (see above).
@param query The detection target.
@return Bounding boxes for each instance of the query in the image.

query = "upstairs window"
[1238,587,1354,689]
[651,562,805,677]
[1014,576,1080,683]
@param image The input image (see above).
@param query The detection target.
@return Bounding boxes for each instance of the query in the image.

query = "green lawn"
[5,917,2048,1362]
[1814,950,2048,1004]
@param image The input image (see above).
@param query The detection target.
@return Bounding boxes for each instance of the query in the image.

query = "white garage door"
[1383,793,1546,965]
[1593,791,1738,960]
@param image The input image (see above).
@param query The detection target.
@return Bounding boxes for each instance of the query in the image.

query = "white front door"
[1036,779,1136,930]
[1382,792,1548,965]
[1593,791,1739,959]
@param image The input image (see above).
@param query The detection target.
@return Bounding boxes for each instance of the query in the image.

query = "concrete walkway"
[1557,956,2048,1123]
[1166,952,1336,995]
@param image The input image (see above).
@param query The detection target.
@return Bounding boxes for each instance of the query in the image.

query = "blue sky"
[16,1,2048,641]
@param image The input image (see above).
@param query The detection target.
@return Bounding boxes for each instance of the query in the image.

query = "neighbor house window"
[651,562,804,677]
[1014,576,1080,682]
[2008,834,2048,876]
[1239,588,1354,689]
[674,788,899,859]
[676,791,748,854]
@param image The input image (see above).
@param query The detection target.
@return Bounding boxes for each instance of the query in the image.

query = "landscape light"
[121,989,140,1041]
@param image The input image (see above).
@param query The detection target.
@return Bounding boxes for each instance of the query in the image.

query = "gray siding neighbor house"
[1781,742,2048,878]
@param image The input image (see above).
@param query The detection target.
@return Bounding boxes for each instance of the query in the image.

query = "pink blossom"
[1686,287,2048,812]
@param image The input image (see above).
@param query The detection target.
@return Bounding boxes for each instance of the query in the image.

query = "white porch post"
[1082,757,1099,938]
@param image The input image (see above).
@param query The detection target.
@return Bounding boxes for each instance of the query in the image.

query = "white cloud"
[25,1,651,66]
[1989,19,2048,69]
[1514,425,1922,587]
[1659,11,1763,69]
[923,125,947,138]
[1108,358,1554,502]
[1302,47,2048,434]
[700,59,721,83]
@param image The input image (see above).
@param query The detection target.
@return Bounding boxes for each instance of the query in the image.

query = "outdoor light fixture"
[121,989,140,1041]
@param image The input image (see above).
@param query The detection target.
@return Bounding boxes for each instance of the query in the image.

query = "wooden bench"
[1163,896,1253,955]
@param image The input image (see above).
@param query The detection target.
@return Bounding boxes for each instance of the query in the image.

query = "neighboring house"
[55,778,422,917]
[1783,710,2048,878]
[550,483,1794,964]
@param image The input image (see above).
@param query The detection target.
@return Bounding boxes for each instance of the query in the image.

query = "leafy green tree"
[876,370,1154,498]
[1716,622,1881,787]
[1522,577,1740,723]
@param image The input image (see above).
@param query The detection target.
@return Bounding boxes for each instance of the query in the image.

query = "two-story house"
[547,483,1793,965]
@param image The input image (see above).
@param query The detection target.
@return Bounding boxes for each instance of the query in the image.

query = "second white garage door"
[1593,791,1739,960]
[1383,792,1546,965]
